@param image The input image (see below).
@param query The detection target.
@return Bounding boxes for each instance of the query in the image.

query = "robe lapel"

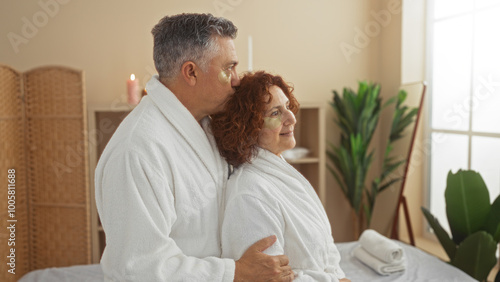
[145,76,221,185]
[253,148,332,234]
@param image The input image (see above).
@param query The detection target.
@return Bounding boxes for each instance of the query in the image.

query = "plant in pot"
[327,81,418,238]
[421,169,500,282]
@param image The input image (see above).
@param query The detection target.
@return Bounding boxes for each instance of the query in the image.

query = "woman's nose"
[283,110,296,126]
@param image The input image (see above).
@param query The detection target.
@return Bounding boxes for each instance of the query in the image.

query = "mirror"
[370,81,427,244]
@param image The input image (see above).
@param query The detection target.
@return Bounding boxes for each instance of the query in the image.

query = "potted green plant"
[327,81,418,238]
[421,170,500,282]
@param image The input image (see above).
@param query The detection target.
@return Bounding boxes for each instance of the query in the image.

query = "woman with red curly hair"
[211,71,349,282]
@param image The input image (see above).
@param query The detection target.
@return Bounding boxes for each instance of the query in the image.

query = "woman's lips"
[280,131,294,136]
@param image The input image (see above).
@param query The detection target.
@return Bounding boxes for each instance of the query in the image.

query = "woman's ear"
[180,61,198,86]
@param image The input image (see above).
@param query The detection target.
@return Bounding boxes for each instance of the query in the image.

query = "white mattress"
[19,241,475,282]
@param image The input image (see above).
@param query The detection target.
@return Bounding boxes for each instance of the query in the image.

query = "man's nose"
[231,71,240,87]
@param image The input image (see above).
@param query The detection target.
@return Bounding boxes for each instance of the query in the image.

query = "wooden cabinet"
[88,102,326,262]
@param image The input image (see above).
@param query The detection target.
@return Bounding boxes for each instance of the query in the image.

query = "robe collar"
[145,75,225,185]
[248,147,331,232]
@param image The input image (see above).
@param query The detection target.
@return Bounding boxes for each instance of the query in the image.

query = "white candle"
[248,35,253,71]
[127,74,140,105]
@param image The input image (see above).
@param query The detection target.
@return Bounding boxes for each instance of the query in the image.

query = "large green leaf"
[451,231,498,281]
[445,170,491,244]
[421,207,457,260]
[483,194,500,242]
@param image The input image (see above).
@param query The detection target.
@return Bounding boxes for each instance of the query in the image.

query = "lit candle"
[248,35,253,71]
[127,74,140,105]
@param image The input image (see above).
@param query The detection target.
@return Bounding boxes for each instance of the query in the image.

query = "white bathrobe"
[221,148,346,281]
[94,76,235,281]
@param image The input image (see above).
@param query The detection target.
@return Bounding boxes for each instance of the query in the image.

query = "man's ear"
[180,61,198,86]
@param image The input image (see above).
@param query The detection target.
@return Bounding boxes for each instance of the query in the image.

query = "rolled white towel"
[359,229,404,263]
[353,245,406,276]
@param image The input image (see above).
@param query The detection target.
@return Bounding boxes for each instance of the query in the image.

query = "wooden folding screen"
[0,65,90,281]
[0,65,30,282]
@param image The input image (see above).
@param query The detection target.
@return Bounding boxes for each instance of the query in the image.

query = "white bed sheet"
[338,241,476,282]
[19,241,476,282]
[18,264,102,282]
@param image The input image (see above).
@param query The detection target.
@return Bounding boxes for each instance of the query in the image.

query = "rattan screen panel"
[24,66,90,270]
[0,65,30,282]
[29,205,90,269]
[0,65,90,280]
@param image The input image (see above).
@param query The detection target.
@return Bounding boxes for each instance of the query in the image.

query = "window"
[427,0,500,232]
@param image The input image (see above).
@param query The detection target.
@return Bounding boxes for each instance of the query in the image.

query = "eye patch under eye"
[218,69,231,85]
[263,113,282,129]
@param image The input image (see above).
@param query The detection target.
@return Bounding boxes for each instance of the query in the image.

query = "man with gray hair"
[95,13,294,281]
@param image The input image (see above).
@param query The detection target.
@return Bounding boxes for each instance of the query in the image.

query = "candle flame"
[130,74,135,80]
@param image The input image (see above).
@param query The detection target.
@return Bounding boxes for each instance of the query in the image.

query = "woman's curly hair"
[210,71,299,167]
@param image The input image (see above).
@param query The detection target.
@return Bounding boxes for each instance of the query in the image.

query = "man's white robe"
[95,76,235,281]
[221,148,346,281]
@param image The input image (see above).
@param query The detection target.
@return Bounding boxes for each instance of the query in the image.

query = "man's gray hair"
[151,13,238,82]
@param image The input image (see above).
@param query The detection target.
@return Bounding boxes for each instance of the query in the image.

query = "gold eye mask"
[263,114,282,129]
[218,69,231,85]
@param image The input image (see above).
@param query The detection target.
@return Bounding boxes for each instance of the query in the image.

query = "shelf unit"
[87,105,133,263]
[286,102,326,206]
[87,102,326,262]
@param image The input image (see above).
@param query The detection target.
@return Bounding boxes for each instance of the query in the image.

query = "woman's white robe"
[221,148,346,281]
[94,76,234,281]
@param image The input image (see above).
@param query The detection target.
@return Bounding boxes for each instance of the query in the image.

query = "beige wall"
[368,0,403,237]
[1,0,419,242]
